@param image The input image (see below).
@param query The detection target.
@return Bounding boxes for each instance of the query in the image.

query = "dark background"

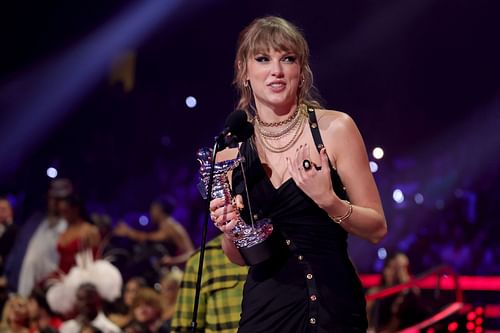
[1,0,499,273]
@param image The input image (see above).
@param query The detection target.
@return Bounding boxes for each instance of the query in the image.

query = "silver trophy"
[197,147,274,265]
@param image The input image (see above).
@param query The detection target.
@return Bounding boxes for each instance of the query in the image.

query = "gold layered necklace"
[255,104,306,153]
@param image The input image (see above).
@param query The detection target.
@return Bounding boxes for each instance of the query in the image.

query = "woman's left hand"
[286,144,337,205]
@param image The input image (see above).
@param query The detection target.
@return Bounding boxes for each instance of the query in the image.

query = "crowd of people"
[0,177,243,333]
[1,172,496,333]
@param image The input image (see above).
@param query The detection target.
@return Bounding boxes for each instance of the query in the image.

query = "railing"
[366,265,463,332]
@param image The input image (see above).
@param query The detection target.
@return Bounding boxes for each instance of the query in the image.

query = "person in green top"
[170,234,248,333]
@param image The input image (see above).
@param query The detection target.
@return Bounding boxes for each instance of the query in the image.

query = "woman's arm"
[82,224,101,248]
[287,111,387,243]
[161,220,195,265]
[114,221,170,243]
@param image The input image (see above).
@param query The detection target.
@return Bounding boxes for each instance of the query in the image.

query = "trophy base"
[238,236,274,266]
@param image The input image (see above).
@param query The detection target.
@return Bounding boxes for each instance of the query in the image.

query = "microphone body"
[215,110,253,150]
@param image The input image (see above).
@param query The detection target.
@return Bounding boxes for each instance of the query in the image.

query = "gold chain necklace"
[257,114,306,153]
[255,105,302,127]
[256,108,302,139]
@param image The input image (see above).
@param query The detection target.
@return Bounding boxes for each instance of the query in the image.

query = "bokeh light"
[139,215,149,226]
[372,147,384,160]
[377,247,387,260]
[414,193,424,204]
[46,167,58,179]
[185,96,197,108]
[393,189,404,203]
[369,161,379,173]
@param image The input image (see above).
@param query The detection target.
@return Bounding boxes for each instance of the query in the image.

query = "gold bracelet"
[330,200,353,225]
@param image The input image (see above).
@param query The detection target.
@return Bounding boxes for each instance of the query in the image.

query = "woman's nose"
[271,60,284,77]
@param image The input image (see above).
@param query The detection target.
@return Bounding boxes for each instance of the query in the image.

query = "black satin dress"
[231,108,367,333]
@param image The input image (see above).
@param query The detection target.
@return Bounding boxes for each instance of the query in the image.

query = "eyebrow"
[253,50,297,57]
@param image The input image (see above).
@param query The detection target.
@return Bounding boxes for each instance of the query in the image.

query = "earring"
[243,80,249,87]
[299,78,305,87]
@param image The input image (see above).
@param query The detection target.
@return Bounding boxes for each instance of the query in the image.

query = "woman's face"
[8,297,29,325]
[124,280,140,307]
[382,260,397,286]
[133,303,159,323]
[245,48,301,111]
[58,201,78,223]
[0,199,13,224]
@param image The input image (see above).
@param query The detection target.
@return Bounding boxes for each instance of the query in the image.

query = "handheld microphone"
[216,110,253,149]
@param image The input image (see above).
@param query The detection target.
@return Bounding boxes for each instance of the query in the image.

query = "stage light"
[475,307,484,315]
[426,328,435,333]
[185,96,197,108]
[377,247,387,260]
[139,215,149,226]
[466,322,475,331]
[467,312,477,321]
[448,321,458,332]
[414,193,424,204]
[475,327,483,333]
[369,161,379,173]
[475,318,483,325]
[372,147,384,159]
[393,189,404,203]
[46,167,58,179]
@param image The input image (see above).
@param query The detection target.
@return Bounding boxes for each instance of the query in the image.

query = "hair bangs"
[249,25,304,61]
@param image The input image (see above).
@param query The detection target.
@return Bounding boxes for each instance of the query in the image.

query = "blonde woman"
[0,296,30,333]
[210,16,387,332]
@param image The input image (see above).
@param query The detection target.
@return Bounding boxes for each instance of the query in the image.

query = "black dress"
[231,108,367,333]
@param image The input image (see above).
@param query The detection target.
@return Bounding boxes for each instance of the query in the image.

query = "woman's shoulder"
[314,108,357,133]
[82,221,99,232]
[81,222,100,241]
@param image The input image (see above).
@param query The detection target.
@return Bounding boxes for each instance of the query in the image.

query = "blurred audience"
[171,234,248,333]
[0,197,16,273]
[158,269,182,323]
[439,225,472,273]
[16,180,71,297]
[367,253,428,333]
[0,197,17,313]
[0,295,30,333]
[27,288,62,333]
[59,283,120,333]
[108,277,147,329]
[114,197,193,268]
[129,288,168,333]
[79,325,103,333]
[56,195,100,275]
[2,166,498,333]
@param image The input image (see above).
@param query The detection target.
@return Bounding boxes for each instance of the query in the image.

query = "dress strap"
[306,105,349,201]
[306,105,333,169]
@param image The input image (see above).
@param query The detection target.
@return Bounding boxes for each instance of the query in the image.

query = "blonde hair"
[0,295,29,330]
[131,288,164,313]
[233,16,323,118]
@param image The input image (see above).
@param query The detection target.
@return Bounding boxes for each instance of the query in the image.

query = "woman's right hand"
[209,194,244,237]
